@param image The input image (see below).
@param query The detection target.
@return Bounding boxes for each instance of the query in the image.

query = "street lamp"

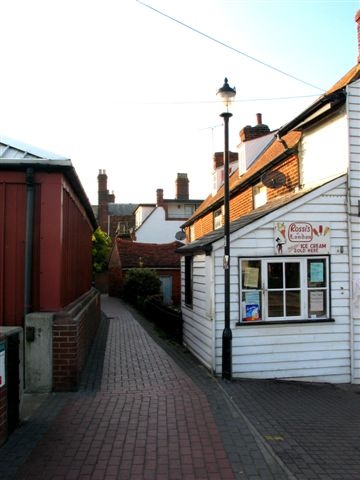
[217,77,236,381]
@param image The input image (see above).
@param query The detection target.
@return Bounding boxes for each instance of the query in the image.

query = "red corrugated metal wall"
[0,177,26,326]
[0,171,94,325]
[61,187,93,307]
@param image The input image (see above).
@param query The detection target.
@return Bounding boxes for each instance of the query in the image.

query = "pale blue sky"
[0,0,359,204]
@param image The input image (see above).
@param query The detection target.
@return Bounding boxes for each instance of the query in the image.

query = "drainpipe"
[24,168,35,316]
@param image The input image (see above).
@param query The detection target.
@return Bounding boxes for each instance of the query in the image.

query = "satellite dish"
[175,230,186,241]
[261,170,286,189]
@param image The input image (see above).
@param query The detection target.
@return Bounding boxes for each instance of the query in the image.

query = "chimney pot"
[239,114,270,142]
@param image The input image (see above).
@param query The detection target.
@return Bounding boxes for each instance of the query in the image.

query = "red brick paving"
[15,298,236,479]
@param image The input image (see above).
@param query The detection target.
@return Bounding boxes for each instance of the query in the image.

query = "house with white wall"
[134,173,203,243]
[177,11,360,384]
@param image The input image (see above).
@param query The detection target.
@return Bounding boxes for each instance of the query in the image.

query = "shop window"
[239,257,329,322]
[184,256,193,307]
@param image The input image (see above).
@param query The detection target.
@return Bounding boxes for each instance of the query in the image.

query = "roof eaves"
[278,90,346,137]
[177,177,342,255]
[181,144,298,229]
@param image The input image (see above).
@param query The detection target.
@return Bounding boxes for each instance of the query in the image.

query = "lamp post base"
[222,326,232,380]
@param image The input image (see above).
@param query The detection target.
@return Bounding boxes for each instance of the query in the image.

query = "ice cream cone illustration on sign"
[275,222,286,254]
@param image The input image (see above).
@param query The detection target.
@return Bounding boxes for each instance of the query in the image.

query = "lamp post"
[217,78,236,381]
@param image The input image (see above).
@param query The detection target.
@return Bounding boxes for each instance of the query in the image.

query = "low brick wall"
[52,288,101,391]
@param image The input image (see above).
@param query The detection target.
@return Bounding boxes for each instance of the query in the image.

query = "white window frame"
[239,256,330,322]
[213,207,223,230]
[253,183,267,209]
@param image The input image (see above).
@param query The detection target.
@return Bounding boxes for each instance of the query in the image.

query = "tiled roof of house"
[177,174,345,254]
[116,239,183,268]
[183,130,301,225]
[326,63,360,94]
[108,203,138,215]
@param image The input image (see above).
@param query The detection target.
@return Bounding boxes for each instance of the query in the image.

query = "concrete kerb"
[215,379,297,480]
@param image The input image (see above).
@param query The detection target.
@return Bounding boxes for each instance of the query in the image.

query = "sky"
[0,0,359,205]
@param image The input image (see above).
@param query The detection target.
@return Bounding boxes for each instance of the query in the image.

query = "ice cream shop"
[179,171,358,383]
[241,220,332,323]
[177,24,360,382]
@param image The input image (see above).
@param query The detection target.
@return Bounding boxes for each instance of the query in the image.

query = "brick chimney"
[98,169,108,205]
[98,169,115,205]
[175,173,189,200]
[356,10,360,63]
[213,151,238,169]
[239,113,270,142]
[156,188,164,206]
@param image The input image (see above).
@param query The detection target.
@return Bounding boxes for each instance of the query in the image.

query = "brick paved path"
[0,296,287,480]
[2,296,358,479]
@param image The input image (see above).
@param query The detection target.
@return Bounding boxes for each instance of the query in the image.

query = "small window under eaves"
[253,183,267,209]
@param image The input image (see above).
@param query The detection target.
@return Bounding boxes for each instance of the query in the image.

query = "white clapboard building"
[177,11,360,384]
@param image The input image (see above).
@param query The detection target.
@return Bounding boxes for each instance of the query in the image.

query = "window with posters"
[239,256,330,323]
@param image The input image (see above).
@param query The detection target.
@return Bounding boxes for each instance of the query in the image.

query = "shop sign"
[0,342,5,388]
[274,222,330,255]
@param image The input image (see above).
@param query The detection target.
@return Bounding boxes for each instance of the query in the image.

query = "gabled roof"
[183,60,358,229]
[116,239,183,268]
[177,175,345,255]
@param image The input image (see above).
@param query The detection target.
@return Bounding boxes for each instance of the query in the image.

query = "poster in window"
[310,291,324,312]
[245,304,260,321]
[244,267,259,288]
[245,291,260,305]
[310,262,324,283]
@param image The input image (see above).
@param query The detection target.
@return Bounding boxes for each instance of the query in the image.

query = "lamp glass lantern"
[216,77,236,112]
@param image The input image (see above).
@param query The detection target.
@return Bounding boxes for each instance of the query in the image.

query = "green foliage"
[122,268,161,308]
[92,227,112,274]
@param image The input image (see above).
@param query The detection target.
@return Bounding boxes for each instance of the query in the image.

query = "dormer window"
[253,183,267,209]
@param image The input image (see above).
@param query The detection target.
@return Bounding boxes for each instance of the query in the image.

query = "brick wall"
[52,289,100,391]
[189,153,299,241]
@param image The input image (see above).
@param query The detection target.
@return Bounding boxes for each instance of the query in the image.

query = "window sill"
[235,318,335,327]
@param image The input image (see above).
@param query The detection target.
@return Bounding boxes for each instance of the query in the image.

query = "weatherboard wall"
[181,253,214,371]
[210,177,351,383]
[348,79,360,383]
